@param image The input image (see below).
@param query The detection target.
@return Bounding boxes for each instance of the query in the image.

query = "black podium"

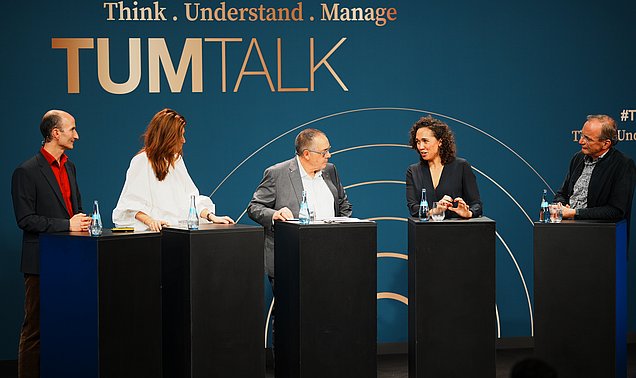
[274,221,377,378]
[408,217,496,378]
[40,230,162,378]
[161,223,264,378]
[534,220,627,378]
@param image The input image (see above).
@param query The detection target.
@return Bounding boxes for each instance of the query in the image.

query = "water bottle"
[299,190,310,225]
[418,188,429,221]
[539,189,549,223]
[187,194,199,230]
[89,200,103,236]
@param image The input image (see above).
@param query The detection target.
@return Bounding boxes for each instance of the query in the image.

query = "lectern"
[534,220,627,378]
[274,221,377,378]
[40,230,162,378]
[408,217,496,378]
[161,224,264,378]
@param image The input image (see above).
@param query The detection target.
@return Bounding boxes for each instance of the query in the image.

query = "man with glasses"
[554,114,636,220]
[248,128,352,279]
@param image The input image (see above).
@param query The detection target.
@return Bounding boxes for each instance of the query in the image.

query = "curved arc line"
[237,205,249,223]
[377,292,408,305]
[496,305,501,338]
[345,180,405,189]
[471,166,534,225]
[377,252,408,260]
[208,107,554,197]
[210,108,407,196]
[367,216,408,222]
[265,297,274,347]
[332,143,411,155]
[496,231,534,336]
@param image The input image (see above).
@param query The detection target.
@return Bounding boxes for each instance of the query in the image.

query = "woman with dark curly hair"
[406,115,482,218]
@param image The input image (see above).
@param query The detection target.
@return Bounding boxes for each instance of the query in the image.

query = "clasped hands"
[69,213,92,232]
[437,195,473,218]
[557,202,575,219]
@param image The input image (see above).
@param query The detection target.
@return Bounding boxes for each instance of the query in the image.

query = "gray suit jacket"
[248,157,352,277]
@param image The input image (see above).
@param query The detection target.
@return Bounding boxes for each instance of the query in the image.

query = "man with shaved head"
[555,114,636,220]
[11,110,91,377]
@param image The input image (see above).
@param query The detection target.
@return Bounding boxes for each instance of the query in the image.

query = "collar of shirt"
[40,146,68,167]
[295,155,334,219]
[296,155,322,179]
[39,146,73,217]
[585,149,610,164]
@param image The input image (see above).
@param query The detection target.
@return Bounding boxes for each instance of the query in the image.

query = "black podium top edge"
[408,216,495,224]
[533,219,627,227]
[275,220,377,229]
[162,223,264,234]
[43,229,161,240]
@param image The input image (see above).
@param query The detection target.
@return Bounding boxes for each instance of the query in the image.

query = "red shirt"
[40,147,74,217]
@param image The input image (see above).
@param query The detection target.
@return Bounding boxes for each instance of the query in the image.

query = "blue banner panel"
[2,0,636,359]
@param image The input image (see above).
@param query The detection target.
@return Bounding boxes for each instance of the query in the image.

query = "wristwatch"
[206,212,215,222]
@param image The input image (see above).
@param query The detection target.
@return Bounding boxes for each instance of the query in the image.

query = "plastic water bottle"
[299,191,310,225]
[418,188,429,221]
[187,194,199,230]
[539,189,549,223]
[89,200,103,236]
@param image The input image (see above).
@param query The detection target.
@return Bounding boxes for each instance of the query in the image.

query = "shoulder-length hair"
[141,108,186,181]
[409,115,456,165]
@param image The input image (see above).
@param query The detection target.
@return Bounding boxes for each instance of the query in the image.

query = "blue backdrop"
[2,0,636,359]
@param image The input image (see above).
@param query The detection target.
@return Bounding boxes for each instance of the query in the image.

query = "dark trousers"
[18,274,39,378]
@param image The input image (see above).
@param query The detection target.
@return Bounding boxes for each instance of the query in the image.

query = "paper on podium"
[321,217,372,223]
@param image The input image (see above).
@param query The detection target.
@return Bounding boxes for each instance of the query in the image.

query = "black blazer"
[554,148,636,220]
[406,157,482,218]
[11,152,83,274]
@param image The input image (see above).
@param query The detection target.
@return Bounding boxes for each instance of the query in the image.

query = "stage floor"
[265,346,636,378]
[1,345,634,377]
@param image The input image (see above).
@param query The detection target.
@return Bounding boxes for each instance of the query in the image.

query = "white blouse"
[112,152,215,230]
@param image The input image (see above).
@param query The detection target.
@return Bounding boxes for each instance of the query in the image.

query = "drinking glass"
[549,203,563,223]
[88,217,102,236]
[429,202,445,221]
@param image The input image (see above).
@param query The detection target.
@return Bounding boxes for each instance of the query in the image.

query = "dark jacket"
[406,157,482,218]
[554,148,636,220]
[11,151,83,274]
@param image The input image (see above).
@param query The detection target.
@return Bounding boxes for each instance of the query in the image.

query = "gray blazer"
[248,157,352,277]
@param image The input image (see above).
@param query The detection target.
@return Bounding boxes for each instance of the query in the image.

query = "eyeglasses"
[579,133,608,144]
[306,148,331,157]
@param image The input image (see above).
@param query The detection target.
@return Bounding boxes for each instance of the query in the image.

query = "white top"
[296,156,335,220]
[112,152,215,230]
